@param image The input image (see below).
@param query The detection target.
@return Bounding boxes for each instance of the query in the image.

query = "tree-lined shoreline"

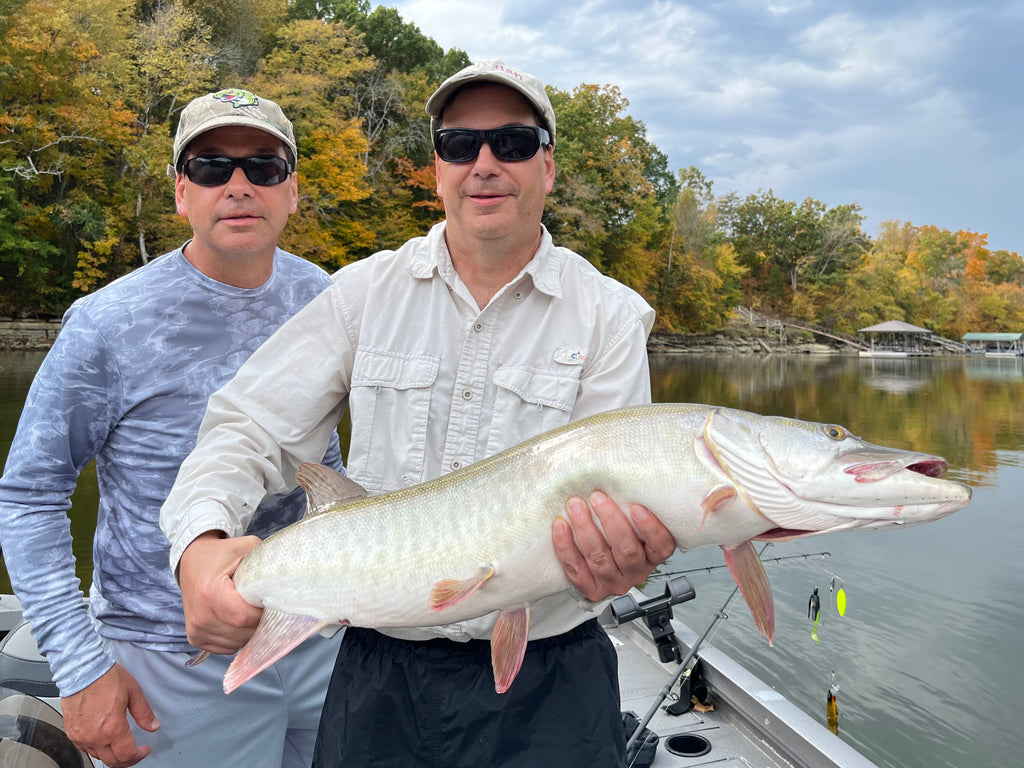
[2,1,1020,340]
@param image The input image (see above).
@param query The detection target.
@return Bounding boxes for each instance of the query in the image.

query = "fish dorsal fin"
[296,462,367,517]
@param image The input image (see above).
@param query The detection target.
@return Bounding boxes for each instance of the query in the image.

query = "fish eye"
[825,425,847,440]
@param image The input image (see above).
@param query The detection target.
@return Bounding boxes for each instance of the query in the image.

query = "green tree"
[250,19,375,267]
[653,173,744,332]
[0,0,136,310]
[545,83,676,291]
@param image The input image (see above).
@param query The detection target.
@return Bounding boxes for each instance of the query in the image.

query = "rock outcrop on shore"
[2,318,855,355]
[648,319,853,356]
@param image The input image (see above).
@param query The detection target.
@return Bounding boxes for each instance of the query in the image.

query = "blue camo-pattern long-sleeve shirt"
[0,246,342,697]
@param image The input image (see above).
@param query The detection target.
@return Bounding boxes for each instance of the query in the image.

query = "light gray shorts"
[106,631,343,768]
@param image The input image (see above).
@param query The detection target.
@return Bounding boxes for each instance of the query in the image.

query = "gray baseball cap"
[170,88,297,172]
[425,60,556,144]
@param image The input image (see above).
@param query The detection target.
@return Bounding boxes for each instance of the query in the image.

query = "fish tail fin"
[223,609,331,693]
[721,541,776,645]
[491,606,530,694]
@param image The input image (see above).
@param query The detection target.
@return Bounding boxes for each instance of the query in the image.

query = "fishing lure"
[826,685,840,734]
[808,587,822,643]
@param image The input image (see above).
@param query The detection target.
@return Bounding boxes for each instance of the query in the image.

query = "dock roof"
[858,320,931,334]
[962,332,1023,341]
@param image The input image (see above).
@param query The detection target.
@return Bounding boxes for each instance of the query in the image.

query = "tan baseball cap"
[425,60,556,144]
[170,88,297,173]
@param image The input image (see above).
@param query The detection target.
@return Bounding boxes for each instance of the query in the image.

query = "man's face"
[175,125,298,269]
[434,84,554,252]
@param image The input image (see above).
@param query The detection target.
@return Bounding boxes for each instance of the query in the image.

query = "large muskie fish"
[222,404,971,694]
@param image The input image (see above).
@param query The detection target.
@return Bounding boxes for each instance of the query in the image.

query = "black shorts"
[312,619,625,768]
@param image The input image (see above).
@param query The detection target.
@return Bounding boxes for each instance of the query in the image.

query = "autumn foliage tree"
[0,0,1019,340]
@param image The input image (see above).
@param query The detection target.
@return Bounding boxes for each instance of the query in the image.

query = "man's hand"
[62,664,159,768]
[552,492,676,602]
[178,531,263,653]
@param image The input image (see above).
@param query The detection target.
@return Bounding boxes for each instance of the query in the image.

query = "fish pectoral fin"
[721,541,776,646]
[491,606,530,694]
[296,462,368,517]
[223,609,331,694]
[700,485,737,530]
[429,565,496,611]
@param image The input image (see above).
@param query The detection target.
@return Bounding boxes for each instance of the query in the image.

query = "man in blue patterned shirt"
[0,89,343,768]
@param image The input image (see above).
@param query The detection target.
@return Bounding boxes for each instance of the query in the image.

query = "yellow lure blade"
[836,588,847,617]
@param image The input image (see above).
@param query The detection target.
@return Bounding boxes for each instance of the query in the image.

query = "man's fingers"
[108,734,152,768]
[630,504,677,564]
[588,491,644,562]
[552,514,599,594]
[566,494,616,568]
[555,493,679,603]
[127,680,160,734]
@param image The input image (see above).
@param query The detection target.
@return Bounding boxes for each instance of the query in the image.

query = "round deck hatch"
[664,733,712,758]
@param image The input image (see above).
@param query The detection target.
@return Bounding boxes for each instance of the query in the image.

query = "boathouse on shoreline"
[962,332,1024,356]
[857,320,934,357]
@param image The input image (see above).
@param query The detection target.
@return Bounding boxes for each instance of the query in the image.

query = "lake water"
[1,350,1021,767]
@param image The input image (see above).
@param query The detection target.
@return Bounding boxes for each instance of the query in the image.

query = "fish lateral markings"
[214,404,972,694]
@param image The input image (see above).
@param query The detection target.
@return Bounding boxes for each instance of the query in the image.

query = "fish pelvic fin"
[491,606,530,694]
[296,462,368,516]
[223,609,331,694]
[721,541,775,646]
[429,565,496,611]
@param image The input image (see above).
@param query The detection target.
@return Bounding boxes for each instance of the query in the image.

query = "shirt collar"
[407,221,564,299]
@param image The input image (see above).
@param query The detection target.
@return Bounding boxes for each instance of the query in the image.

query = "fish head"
[701,408,972,539]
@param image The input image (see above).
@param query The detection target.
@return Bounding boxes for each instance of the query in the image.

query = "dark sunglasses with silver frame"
[181,155,293,187]
[433,125,551,164]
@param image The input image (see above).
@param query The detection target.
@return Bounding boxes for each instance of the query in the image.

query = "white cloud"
[384,0,1024,252]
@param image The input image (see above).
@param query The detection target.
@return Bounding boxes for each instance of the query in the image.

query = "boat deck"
[1,592,878,768]
[607,610,878,768]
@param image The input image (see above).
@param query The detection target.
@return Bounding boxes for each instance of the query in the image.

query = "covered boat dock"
[962,332,1023,356]
[857,320,934,357]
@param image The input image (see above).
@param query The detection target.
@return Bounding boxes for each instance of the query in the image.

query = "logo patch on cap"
[212,88,259,108]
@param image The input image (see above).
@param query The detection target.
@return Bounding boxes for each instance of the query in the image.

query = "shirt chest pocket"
[348,349,439,491]
[484,365,581,456]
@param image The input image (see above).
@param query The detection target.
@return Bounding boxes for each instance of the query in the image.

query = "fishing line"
[806,553,846,734]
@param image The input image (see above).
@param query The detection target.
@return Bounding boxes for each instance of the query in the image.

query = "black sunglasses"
[182,155,293,187]
[433,126,551,163]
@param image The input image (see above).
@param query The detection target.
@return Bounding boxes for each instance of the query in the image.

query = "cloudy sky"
[384,0,1022,253]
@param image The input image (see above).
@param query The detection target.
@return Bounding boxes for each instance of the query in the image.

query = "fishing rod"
[648,550,832,580]
[624,544,778,765]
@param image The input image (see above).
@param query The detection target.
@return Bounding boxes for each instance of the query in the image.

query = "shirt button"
[462,390,473,400]
[514,291,523,300]
[451,460,462,470]
[474,322,484,332]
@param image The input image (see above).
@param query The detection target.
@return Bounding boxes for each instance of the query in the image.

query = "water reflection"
[649,352,1022,768]
[961,354,1024,381]
[651,353,1024,489]
[1,351,1021,768]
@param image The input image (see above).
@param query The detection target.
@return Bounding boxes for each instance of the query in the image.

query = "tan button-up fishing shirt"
[162,221,655,641]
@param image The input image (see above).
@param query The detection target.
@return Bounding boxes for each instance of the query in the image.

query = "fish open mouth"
[906,458,947,478]
[844,455,947,482]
